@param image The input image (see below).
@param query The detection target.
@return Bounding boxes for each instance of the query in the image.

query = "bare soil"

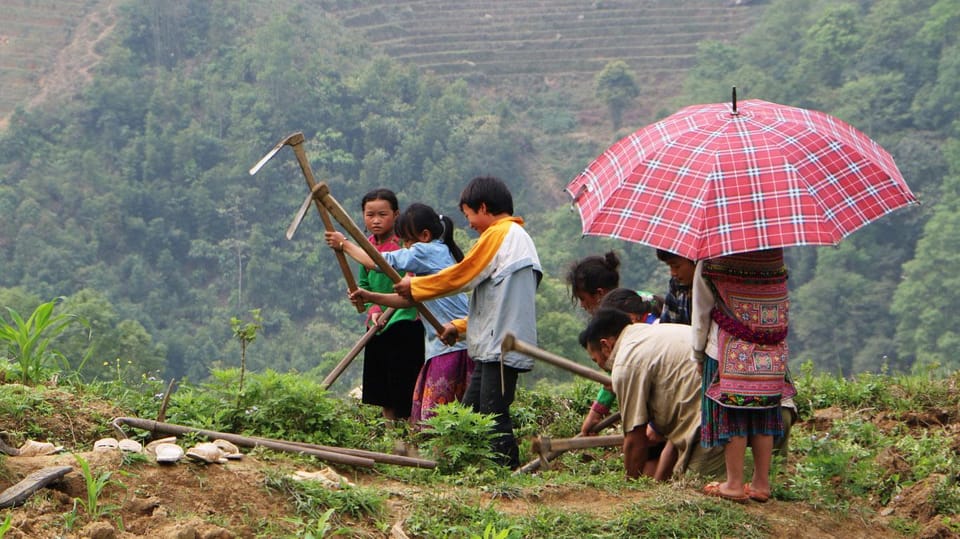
[0,387,946,538]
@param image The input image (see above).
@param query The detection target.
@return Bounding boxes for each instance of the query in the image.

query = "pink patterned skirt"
[411,349,475,428]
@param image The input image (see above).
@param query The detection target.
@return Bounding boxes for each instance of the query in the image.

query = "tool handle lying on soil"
[114,416,437,469]
[533,434,624,454]
[311,182,446,333]
[0,466,73,508]
[516,412,622,474]
[321,307,396,390]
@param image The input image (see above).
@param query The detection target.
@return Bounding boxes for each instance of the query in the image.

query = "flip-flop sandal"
[17,440,64,457]
[154,443,184,464]
[744,483,770,503]
[185,442,227,464]
[212,439,243,460]
[93,438,119,452]
[118,439,143,453]
[145,436,178,457]
[702,481,750,504]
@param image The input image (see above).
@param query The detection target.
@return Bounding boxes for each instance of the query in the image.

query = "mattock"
[310,182,446,334]
[249,132,364,312]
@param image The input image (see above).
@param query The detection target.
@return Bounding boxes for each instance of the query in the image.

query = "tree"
[595,61,639,129]
[892,165,960,371]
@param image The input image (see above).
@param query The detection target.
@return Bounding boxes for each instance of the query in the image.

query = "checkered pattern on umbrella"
[566,99,918,261]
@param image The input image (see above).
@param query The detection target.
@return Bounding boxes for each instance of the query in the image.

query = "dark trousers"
[462,361,520,468]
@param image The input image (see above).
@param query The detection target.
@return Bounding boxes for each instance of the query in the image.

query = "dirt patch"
[2,451,301,538]
[0,386,948,538]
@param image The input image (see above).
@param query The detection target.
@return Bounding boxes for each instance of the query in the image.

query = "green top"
[357,236,418,331]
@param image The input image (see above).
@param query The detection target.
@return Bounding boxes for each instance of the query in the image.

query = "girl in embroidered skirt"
[328,203,473,428]
[692,248,796,503]
[327,189,424,421]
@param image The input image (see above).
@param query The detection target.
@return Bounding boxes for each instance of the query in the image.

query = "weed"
[417,402,498,474]
[405,492,510,538]
[0,513,11,539]
[471,522,521,539]
[230,308,261,406]
[268,472,386,527]
[61,500,80,532]
[302,508,336,539]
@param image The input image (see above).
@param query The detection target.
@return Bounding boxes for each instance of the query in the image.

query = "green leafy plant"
[302,508,336,539]
[417,402,498,474]
[0,298,89,385]
[471,522,520,539]
[73,453,117,519]
[61,500,80,532]
[230,308,261,406]
[0,513,12,538]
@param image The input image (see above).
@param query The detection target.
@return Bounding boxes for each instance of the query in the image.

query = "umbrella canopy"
[566,98,918,261]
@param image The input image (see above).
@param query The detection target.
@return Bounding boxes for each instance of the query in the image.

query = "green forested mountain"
[0,0,957,386]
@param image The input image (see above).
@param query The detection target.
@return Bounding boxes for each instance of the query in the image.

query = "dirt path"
[27,0,118,110]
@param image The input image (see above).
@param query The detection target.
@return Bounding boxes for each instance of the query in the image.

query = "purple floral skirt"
[411,349,475,429]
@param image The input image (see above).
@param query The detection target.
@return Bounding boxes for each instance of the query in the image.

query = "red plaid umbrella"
[566,98,918,261]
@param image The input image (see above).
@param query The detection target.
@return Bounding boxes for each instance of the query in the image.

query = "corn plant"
[73,453,117,519]
[0,298,89,385]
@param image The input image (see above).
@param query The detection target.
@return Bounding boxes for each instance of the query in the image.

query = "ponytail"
[397,203,464,262]
[438,214,464,262]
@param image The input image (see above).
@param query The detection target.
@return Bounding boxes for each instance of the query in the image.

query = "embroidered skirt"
[701,356,783,448]
[411,349,474,428]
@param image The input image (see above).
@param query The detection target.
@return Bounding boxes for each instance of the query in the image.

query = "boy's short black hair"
[459,176,514,215]
[655,249,679,262]
[578,308,632,349]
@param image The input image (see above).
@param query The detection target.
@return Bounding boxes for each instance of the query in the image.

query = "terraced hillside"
[325,0,764,89]
[1,1,764,130]
[0,0,115,128]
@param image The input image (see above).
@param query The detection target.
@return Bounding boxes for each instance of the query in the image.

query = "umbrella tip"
[731,86,738,115]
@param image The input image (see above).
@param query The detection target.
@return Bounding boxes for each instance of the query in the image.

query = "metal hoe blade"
[248,139,287,176]
[286,191,314,240]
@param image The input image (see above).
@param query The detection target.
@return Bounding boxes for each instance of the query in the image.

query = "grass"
[4,363,960,537]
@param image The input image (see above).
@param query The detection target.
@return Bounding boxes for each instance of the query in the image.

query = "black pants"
[462,361,520,468]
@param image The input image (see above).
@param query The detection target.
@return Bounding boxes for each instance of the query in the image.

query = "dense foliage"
[0,0,957,385]
[680,0,959,374]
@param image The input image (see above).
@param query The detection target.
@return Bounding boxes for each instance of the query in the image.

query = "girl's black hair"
[361,188,399,211]
[599,288,663,320]
[566,251,620,300]
[397,203,464,262]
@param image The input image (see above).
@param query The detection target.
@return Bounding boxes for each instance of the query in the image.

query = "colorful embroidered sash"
[702,249,796,408]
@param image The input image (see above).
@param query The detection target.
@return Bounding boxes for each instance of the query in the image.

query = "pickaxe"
[248,132,364,312]
[310,182,446,334]
[530,433,624,471]
[515,412,622,474]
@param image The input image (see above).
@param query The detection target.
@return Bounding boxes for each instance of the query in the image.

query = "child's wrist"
[591,401,610,416]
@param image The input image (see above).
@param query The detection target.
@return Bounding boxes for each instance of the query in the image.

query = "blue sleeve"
[382,244,437,275]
